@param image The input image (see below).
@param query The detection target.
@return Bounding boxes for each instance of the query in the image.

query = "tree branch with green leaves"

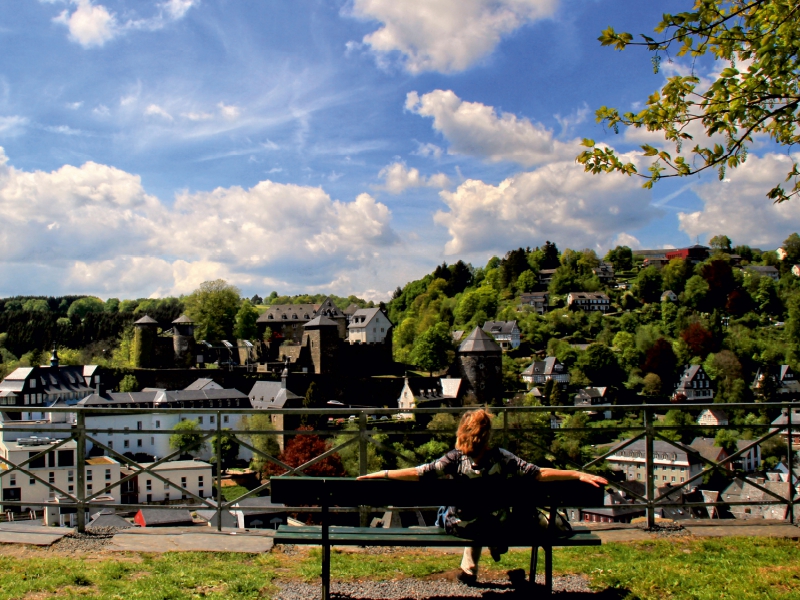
[577,0,800,202]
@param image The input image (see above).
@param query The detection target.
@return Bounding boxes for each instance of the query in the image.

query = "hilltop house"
[592,262,615,284]
[745,265,780,281]
[521,357,569,389]
[481,321,520,350]
[397,376,462,419]
[752,365,799,396]
[567,292,611,312]
[347,308,392,345]
[518,292,550,314]
[673,365,714,401]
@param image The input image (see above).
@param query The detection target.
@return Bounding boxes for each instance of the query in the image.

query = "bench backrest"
[270,476,604,509]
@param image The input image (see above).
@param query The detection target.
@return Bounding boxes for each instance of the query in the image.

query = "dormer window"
[281,315,287,320]
[292,314,298,319]
[268,314,274,319]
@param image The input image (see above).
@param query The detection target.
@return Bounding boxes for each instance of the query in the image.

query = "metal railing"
[0,401,795,532]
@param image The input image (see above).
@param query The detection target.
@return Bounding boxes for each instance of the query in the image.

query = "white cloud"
[349,0,558,73]
[182,111,213,121]
[412,142,443,159]
[678,152,800,247]
[144,104,174,121]
[377,161,450,194]
[0,147,400,297]
[612,232,641,250]
[93,104,109,116]
[434,157,658,255]
[406,90,573,166]
[66,101,83,110]
[0,116,29,136]
[51,0,198,48]
[218,102,241,121]
[53,0,117,48]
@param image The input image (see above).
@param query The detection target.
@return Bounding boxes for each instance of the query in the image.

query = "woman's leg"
[460,546,482,575]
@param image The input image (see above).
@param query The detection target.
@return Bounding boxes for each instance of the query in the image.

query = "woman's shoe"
[456,569,478,586]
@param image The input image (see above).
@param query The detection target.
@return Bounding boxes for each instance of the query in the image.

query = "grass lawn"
[0,537,797,599]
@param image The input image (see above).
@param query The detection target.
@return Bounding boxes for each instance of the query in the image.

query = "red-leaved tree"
[680,322,716,357]
[269,426,345,477]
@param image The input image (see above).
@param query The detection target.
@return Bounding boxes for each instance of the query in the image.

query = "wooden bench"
[271,477,603,599]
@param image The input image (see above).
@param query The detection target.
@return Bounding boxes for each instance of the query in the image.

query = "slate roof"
[172,314,193,324]
[689,437,727,465]
[249,381,302,409]
[136,508,194,527]
[256,296,345,324]
[0,365,96,397]
[134,315,159,325]
[183,378,221,391]
[722,478,799,520]
[89,510,133,529]
[481,321,518,336]
[343,303,360,316]
[304,315,337,328]
[522,357,565,377]
[458,327,501,354]
[348,308,386,329]
[78,388,249,408]
[231,496,286,515]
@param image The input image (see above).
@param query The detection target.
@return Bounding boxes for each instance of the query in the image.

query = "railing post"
[359,412,368,528]
[76,410,86,533]
[503,408,508,449]
[644,407,655,529]
[788,406,794,525]
[216,410,223,532]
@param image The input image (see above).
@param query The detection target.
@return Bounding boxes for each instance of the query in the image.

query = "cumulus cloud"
[53,0,117,48]
[0,147,399,297]
[377,162,451,194]
[217,102,241,121]
[612,232,641,250]
[412,142,443,159]
[678,152,800,247]
[434,158,658,255]
[406,90,573,166]
[349,0,558,73]
[51,0,199,48]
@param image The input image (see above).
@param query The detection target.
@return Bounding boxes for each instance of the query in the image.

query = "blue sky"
[1,0,798,301]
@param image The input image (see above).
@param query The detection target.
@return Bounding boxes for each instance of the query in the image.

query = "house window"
[123,440,130,449]
[165,493,169,501]
[29,479,35,485]
[87,484,92,492]
[210,416,215,424]
[137,439,143,448]
[181,477,187,488]
[48,472,55,484]
[9,476,16,486]
[108,441,113,449]
[87,470,93,482]
[68,470,74,483]
[198,476,204,486]
[105,469,111,481]
[198,417,203,425]
[146,480,152,491]
[164,481,170,489]
[223,416,229,424]
[199,489,203,497]
[137,421,142,430]
[147,494,152,503]
[155,420,161,429]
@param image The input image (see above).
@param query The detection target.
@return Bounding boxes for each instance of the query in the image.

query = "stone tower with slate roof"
[457,326,503,405]
[171,314,196,367]
[304,315,340,375]
[133,315,159,368]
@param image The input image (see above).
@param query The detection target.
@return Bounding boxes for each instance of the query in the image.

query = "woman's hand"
[577,473,608,487]
[356,471,386,480]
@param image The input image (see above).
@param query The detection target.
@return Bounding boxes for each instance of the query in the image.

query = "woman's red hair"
[455,409,493,456]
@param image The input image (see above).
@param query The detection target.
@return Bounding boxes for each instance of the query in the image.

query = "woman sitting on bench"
[358,408,607,583]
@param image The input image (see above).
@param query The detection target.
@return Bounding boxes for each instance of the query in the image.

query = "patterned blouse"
[416,447,541,532]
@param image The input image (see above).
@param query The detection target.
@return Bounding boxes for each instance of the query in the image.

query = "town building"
[752,365,799,396]
[0,348,99,410]
[135,460,213,504]
[481,321,520,350]
[606,439,704,484]
[256,297,347,343]
[538,269,557,286]
[665,245,710,264]
[697,408,729,427]
[722,477,799,520]
[770,409,800,447]
[518,292,549,314]
[592,262,615,284]
[397,376,462,418]
[347,308,392,345]
[567,292,611,312]
[521,357,569,389]
[673,365,714,401]
[745,265,780,281]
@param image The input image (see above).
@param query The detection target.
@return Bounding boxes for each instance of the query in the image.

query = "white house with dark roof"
[673,365,714,401]
[607,439,704,484]
[521,357,569,389]
[397,376,462,419]
[752,365,799,395]
[518,292,550,314]
[481,320,520,350]
[697,408,729,426]
[592,262,615,284]
[745,265,780,280]
[347,308,391,345]
[567,292,611,312]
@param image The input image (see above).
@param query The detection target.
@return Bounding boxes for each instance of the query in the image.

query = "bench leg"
[544,544,553,595]
[529,545,538,585]
[321,503,330,600]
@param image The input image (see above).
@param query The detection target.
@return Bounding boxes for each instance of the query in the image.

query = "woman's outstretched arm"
[357,468,420,481]
[537,468,607,487]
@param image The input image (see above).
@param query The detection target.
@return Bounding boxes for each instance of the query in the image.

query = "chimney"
[95,379,105,396]
[50,344,59,369]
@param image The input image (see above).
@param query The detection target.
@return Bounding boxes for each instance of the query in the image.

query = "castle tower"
[133,315,158,368]
[171,314,196,367]
[303,315,339,375]
[457,326,503,405]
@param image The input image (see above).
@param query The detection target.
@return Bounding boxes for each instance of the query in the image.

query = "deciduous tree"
[184,280,241,341]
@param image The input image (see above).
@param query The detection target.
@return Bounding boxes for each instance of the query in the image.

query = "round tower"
[133,315,158,368]
[171,314,196,367]
[457,326,503,405]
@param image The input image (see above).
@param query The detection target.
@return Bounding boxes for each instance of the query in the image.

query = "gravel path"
[275,573,598,599]
[47,526,128,553]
